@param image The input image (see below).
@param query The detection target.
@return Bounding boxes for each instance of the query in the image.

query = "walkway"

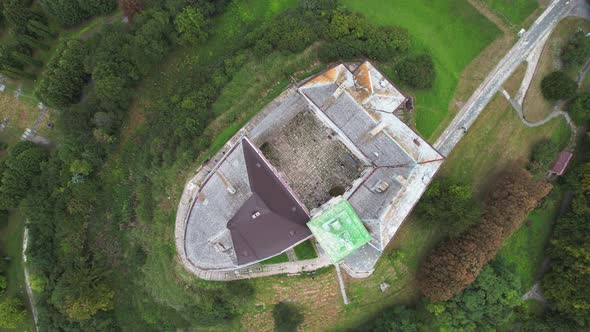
[22,227,38,331]
[434,0,573,157]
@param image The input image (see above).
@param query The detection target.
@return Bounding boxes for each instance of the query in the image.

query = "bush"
[541,71,577,101]
[273,302,304,332]
[397,54,435,89]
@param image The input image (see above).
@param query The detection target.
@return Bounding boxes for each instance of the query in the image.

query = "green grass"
[497,191,560,291]
[293,240,317,260]
[260,253,290,265]
[343,0,500,139]
[483,0,538,26]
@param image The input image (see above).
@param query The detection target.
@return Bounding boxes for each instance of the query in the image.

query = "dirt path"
[468,0,513,34]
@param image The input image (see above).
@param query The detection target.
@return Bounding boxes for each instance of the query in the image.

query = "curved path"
[434,0,574,157]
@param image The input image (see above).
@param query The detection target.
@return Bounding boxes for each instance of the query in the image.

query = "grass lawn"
[523,17,590,122]
[0,211,34,332]
[343,0,500,139]
[260,253,290,265]
[483,0,538,26]
[440,94,570,191]
[293,240,317,260]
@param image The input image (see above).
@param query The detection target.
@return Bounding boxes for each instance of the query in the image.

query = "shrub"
[541,71,577,101]
[273,302,304,332]
[397,54,435,89]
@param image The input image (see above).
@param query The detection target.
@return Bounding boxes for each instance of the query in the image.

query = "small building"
[307,199,371,264]
[550,151,574,176]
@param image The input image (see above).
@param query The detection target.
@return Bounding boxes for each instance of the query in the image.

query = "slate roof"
[299,62,444,273]
[184,137,311,269]
[228,139,311,265]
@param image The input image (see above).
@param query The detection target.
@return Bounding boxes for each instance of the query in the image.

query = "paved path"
[523,283,547,303]
[434,0,573,157]
[22,227,38,331]
[335,264,349,305]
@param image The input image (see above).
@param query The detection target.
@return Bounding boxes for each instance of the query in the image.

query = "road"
[434,0,574,157]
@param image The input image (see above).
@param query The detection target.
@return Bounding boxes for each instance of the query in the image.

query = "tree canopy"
[0,141,46,209]
[415,177,480,237]
[541,71,577,101]
[561,30,590,68]
[35,39,88,108]
[418,165,551,301]
[396,54,436,89]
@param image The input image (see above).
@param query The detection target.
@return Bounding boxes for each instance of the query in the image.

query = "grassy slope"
[483,0,538,26]
[343,0,499,139]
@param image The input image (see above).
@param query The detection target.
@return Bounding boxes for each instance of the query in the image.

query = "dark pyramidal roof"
[227,139,311,265]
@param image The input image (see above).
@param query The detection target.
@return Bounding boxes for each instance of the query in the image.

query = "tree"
[528,139,558,176]
[51,264,115,321]
[40,0,90,27]
[568,93,590,125]
[418,165,552,301]
[118,0,143,20]
[415,177,480,237]
[36,39,88,108]
[78,0,117,16]
[428,259,522,331]
[561,30,590,68]
[0,141,46,209]
[272,302,304,332]
[541,71,577,101]
[542,158,590,326]
[0,298,26,329]
[373,306,423,332]
[397,54,435,89]
[29,274,46,292]
[175,6,207,46]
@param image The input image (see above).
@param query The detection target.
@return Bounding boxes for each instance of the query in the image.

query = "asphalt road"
[434,0,574,157]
